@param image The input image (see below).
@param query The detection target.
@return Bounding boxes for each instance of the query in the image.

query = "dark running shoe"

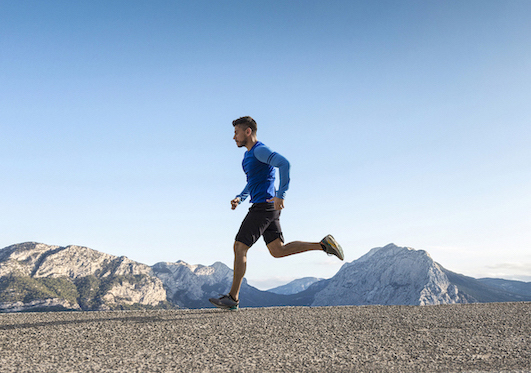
[209,294,239,310]
[320,234,344,260]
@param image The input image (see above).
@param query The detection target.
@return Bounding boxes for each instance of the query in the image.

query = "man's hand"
[231,197,241,210]
[267,196,284,211]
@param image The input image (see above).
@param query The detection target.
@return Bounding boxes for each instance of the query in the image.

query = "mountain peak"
[313,243,463,306]
[355,243,432,264]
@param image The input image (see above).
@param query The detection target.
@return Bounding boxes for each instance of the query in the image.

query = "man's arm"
[254,146,290,200]
[254,145,290,210]
[232,183,250,210]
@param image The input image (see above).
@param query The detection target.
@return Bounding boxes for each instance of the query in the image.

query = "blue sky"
[1,1,530,289]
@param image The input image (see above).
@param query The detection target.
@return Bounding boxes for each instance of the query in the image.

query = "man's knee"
[269,249,283,258]
[234,241,249,256]
[267,239,284,258]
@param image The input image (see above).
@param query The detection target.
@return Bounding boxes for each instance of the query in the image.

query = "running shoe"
[320,234,344,260]
[209,294,239,310]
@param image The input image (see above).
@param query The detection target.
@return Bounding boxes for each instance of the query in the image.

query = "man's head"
[233,116,257,149]
[232,116,257,134]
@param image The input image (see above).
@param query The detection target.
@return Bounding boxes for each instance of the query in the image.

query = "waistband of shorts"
[250,202,275,211]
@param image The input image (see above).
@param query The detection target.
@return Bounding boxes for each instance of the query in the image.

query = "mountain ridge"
[267,277,324,295]
[0,242,169,312]
[1,241,529,312]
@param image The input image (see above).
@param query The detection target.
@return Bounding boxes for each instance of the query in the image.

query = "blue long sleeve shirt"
[236,141,290,204]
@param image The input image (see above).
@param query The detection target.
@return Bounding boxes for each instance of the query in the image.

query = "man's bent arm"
[235,183,250,203]
[254,146,290,199]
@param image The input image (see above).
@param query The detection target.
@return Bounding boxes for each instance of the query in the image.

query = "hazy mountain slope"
[268,277,324,295]
[478,278,531,297]
[443,271,531,302]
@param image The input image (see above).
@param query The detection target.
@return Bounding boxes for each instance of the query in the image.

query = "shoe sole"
[209,299,239,311]
[212,304,239,311]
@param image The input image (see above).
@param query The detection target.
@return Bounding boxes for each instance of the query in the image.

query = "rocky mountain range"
[1,242,530,312]
[0,242,168,312]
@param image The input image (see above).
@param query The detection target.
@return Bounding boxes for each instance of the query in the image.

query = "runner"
[209,116,344,310]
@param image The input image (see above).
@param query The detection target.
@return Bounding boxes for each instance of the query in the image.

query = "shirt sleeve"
[235,183,250,203]
[254,145,291,199]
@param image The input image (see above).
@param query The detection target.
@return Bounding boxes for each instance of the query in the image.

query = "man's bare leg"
[266,238,322,258]
[229,241,250,301]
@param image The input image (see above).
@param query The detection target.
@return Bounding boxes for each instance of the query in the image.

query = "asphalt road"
[1,303,529,372]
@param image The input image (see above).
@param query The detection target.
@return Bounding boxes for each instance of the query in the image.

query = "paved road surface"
[1,303,529,372]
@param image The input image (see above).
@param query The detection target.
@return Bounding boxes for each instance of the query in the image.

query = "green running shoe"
[209,294,239,310]
[320,234,344,260]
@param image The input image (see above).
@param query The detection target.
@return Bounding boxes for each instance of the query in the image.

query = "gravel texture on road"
[1,302,529,372]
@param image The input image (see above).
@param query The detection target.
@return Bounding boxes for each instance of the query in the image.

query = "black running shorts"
[235,202,284,247]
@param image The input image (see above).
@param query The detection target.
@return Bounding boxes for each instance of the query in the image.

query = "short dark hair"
[232,116,257,134]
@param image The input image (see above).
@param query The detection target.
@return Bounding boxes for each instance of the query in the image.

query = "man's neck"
[245,138,258,151]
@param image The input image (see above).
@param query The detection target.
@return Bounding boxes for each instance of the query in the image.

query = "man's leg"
[266,238,322,258]
[229,241,250,301]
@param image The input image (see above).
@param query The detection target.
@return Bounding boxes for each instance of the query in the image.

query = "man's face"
[233,125,250,148]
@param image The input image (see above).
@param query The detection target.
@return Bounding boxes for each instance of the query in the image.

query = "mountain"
[152,260,234,308]
[0,242,293,311]
[267,277,324,295]
[152,261,296,308]
[309,243,531,306]
[311,244,470,306]
[0,242,168,312]
[1,242,530,312]
[443,271,531,303]
[478,278,531,297]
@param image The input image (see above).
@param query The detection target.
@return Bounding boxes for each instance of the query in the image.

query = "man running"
[209,116,344,310]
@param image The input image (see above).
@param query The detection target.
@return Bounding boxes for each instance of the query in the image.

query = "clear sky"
[1,0,530,289]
